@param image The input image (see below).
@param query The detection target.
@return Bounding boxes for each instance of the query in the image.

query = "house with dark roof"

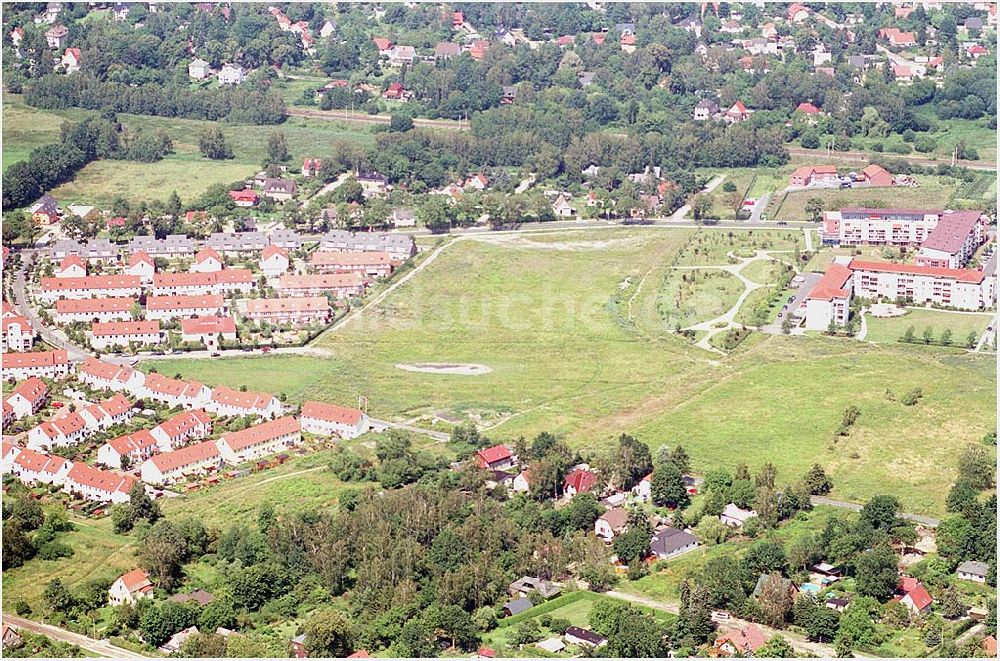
[563,626,607,648]
[503,597,533,616]
[957,560,989,584]
[650,526,699,559]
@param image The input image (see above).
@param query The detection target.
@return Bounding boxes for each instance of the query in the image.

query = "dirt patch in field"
[395,363,493,375]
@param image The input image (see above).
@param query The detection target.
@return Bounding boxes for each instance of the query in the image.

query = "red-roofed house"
[383,81,411,101]
[859,164,894,188]
[61,46,81,73]
[787,3,809,22]
[146,294,226,321]
[475,445,515,470]
[300,401,369,438]
[109,569,154,605]
[2,306,34,353]
[11,448,72,486]
[90,320,161,350]
[714,624,767,656]
[984,635,997,658]
[895,577,933,614]
[39,275,141,302]
[795,102,821,115]
[805,264,854,330]
[54,297,135,324]
[180,316,237,348]
[880,27,916,48]
[563,468,598,496]
[80,393,133,430]
[140,439,222,484]
[968,44,989,59]
[27,412,88,450]
[207,386,282,419]
[245,297,331,327]
[229,189,260,207]
[63,463,136,503]
[216,415,301,464]
[302,158,322,177]
[276,273,365,299]
[2,350,71,380]
[373,37,392,54]
[4,377,48,420]
[1,442,23,473]
[309,251,393,278]
[77,357,146,394]
[724,101,751,123]
[150,409,213,451]
[849,258,992,309]
[98,430,158,468]
[142,372,212,409]
[260,245,290,279]
[192,248,224,273]
[125,251,156,283]
[789,165,838,187]
[55,255,87,278]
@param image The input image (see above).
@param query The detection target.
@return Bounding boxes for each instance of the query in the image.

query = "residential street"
[9,250,89,361]
[2,614,150,658]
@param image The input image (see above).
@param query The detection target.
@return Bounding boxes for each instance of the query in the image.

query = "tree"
[138,520,187,589]
[757,573,795,627]
[508,619,542,646]
[854,546,899,601]
[389,114,414,132]
[805,198,825,222]
[303,609,354,658]
[742,540,787,576]
[198,127,233,160]
[922,326,934,344]
[957,445,994,489]
[858,495,901,532]
[938,586,966,619]
[425,604,478,650]
[669,446,691,474]
[802,464,833,495]
[179,633,227,658]
[691,194,713,221]
[757,635,795,657]
[265,131,289,165]
[903,325,915,343]
[651,461,689,509]
[966,330,979,348]
[43,578,75,614]
[610,434,653,490]
[613,511,653,565]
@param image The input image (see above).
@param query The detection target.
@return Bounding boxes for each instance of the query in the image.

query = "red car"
[51,401,64,408]
[261,346,272,353]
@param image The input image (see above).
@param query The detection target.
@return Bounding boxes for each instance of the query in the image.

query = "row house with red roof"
[145,294,226,321]
[804,263,854,330]
[150,409,213,451]
[140,439,222,484]
[55,255,87,278]
[98,429,158,468]
[276,273,365,299]
[125,252,156,284]
[300,400,369,438]
[216,415,301,464]
[152,270,254,296]
[27,411,87,450]
[4,376,49,420]
[38,275,142,302]
[229,189,260,207]
[206,386,283,419]
[1,303,34,353]
[54,297,135,324]
[191,248,224,273]
[1,441,22,473]
[80,393,133,431]
[180,316,237,348]
[245,297,332,327]
[3,350,71,380]
[309,251,394,278]
[142,372,212,409]
[63,462,136,503]
[77,357,146,394]
[90,320,162,350]
[260,245,290,279]
[10,447,72,486]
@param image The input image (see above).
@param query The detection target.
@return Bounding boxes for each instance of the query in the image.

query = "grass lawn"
[159,228,995,516]
[740,258,791,285]
[864,308,993,346]
[675,229,804,266]
[3,94,377,206]
[776,175,958,222]
[656,268,745,328]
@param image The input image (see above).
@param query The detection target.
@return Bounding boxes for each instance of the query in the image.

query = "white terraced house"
[140,439,222,484]
[11,448,72,487]
[1,305,34,353]
[38,275,142,302]
[76,357,146,394]
[27,412,88,450]
[300,400,370,438]
[79,393,133,431]
[215,416,301,464]
[152,270,254,296]
[141,373,212,409]
[63,463,136,503]
[276,273,365,298]
[125,251,156,283]
[54,297,135,324]
[90,320,162,350]
[206,386,283,418]
[4,377,48,420]
[97,430,158,469]
[244,297,331,327]
[145,294,226,321]
[2,350,71,380]
[149,409,213,451]
[55,255,87,278]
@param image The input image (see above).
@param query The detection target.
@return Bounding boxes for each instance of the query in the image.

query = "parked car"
[211,352,221,357]
[261,346,272,353]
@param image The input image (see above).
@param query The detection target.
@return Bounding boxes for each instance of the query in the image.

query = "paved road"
[2,614,150,658]
[810,495,940,527]
[604,590,836,657]
[9,250,90,361]
[763,271,821,334]
[370,418,450,442]
[670,175,725,220]
[748,192,770,222]
[974,313,997,352]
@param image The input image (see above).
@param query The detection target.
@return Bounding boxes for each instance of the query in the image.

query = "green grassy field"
[675,229,804,266]
[777,176,957,222]
[2,94,377,205]
[864,308,993,346]
[160,228,995,516]
[656,268,744,328]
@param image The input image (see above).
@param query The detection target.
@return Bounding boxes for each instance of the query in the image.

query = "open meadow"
[774,175,957,222]
[160,227,995,517]
[2,94,377,205]
[863,307,994,346]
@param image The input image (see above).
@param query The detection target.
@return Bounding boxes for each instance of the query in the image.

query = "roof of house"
[14,448,70,475]
[67,462,135,495]
[91,320,160,337]
[56,297,135,314]
[861,163,892,179]
[263,178,297,194]
[128,251,154,267]
[564,626,606,645]
[310,251,392,267]
[149,439,221,473]
[477,444,513,465]
[219,415,299,452]
[154,409,212,439]
[301,400,364,425]
[58,255,86,271]
[194,247,222,264]
[984,636,997,657]
[210,386,278,411]
[144,372,207,399]
[107,430,157,456]
[921,211,983,254]
[3,350,69,370]
[848,259,985,284]
[278,273,364,289]
[94,393,131,417]
[504,597,533,615]
[958,560,990,576]
[246,297,330,314]
[903,583,933,610]
[651,527,699,556]
[598,507,629,531]
[796,102,821,114]
[261,244,288,260]
[41,275,141,292]
[807,264,853,301]
[117,568,153,593]
[180,316,237,336]
[8,376,49,404]
[229,189,259,202]
[716,624,767,653]
[153,269,254,288]
[147,294,224,311]
[563,468,597,494]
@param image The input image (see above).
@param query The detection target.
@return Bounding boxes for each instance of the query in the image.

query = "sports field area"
[158,227,995,517]
[2,94,377,205]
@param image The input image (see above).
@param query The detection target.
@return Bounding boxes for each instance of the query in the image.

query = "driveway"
[763,271,821,334]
